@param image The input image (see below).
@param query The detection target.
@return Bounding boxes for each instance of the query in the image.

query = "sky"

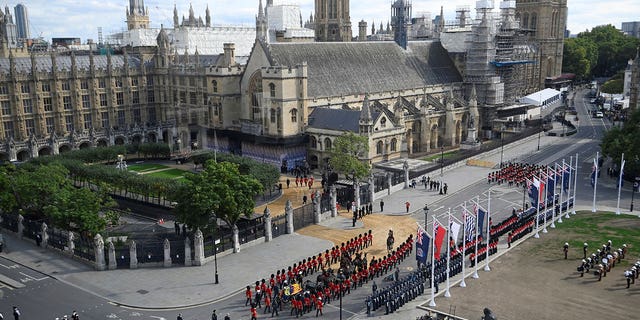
[10,0,640,43]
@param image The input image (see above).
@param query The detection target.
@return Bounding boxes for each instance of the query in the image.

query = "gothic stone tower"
[515,0,567,89]
[126,0,150,30]
[314,0,352,42]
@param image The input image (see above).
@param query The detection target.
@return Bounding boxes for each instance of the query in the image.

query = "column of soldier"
[243,232,414,318]
[367,241,466,315]
[576,241,629,283]
[487,162,548,187]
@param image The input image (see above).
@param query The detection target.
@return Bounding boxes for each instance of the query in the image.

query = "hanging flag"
[591,158,597,188]
[546,168,555,204]
[450,220,462,243]
[464,209,476,242]
[563,163,570,192]
[528,178,538,208]
[477,208,486,238]
[416,226,430,265]
[433,220,447,260]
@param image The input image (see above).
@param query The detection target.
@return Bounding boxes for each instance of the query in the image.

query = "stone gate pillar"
[193,229,205,266]
[94,234,106,271]
[403,160,410,189]
[17,214,24,238]
[264,207,273,242]
[285,200,294,234]
[232,225,240,253]
[41,223,49,248]
[369,174,375,204]
[354,180,361,209]
[108,241,117,270]
[313,190,322,224]
[184,237,192,266]
[163,238,172,267]
[68,232,76,255]
[130,240,138,269]
[387,172,392,195]
[330,185,338,218]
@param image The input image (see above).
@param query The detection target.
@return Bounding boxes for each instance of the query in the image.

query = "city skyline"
[6,0,640,43]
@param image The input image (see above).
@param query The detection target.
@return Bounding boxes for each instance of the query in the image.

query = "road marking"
[19,272,48,281]
[149,316,166,320]
[0,263,19,269]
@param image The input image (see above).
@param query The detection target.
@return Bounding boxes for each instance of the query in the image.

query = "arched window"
[291,108,298,123]
[269,83,276,98]
[270,108,276,123]
[310,136,317,149]
[324,138,332,151]
[212,80,218,93]
[390,138,397,152]
[522,13,529,29]
[530,13,537,30]
[376,141,384,155]
[380,117,387,128]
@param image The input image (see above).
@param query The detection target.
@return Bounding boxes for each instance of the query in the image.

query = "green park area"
[126,163,169,173]
[422,150,458,162]
[527,211,640,267]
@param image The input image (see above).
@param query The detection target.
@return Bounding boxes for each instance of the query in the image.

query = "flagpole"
[551,164,558,228]
[534,174,541,238]
[484,190,491,272]
[429,210,436,307]
[593,151,599,213]
[565,156,572,219]
[616,153,625,215]
[572,153,579,215]
[460,202,467,288]
[542,169,548,234]
[444,210,451,298]
[558,161,565,223]
[473,195,479,278]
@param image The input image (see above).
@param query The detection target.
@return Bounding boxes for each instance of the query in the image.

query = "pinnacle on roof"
[360,94,372,122]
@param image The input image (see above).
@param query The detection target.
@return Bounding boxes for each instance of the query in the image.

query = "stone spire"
[256,0,268,41]
[173,4,179,28]
[206,5,211,27]
[359,94,373,135]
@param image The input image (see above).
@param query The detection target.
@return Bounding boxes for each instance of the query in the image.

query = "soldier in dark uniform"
[583,242,588,259]
[625,270,633,288]
[563,242,569,259]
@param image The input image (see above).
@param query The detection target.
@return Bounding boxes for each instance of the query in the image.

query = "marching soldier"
[583,243,588,259]
[563,242,569,259]
[625,270,633,288]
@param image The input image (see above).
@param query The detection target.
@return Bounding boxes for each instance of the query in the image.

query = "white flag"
[450,221,462,242]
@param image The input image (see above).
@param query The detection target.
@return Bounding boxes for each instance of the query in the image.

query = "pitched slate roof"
[265,40,462,97]
[308,108,381,133]
[0,54,142,74]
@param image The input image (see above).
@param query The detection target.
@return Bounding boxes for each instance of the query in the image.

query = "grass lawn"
[525,211,640,268]
[146,168,188,180]
[127,163,169,173]
[421,150,458,162]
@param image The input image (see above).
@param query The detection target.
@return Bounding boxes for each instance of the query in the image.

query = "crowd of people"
[576,240,629,282]
[240,232,415,318]
[367,265,426,315]
[487,162,549,187]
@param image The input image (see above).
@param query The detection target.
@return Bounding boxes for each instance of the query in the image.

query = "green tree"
[601,108,640,178]
[171,160,262,251]
[601,78,623,94]
[562,38,595,80]
[43,186,110,234]
[571,25,640,78]
[328,132,371,181]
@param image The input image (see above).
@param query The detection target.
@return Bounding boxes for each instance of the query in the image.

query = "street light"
[440,146,444,195]
[499,130,504,168]
[537,115,542,151]
[337,271,346,320]
[214,224,220,284]
[423,204,429,229]
[632,178,639,212]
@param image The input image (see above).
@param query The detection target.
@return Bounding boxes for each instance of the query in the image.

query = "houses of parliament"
[0,0,567,170]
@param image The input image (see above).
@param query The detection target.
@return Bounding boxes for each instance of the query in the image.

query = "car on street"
[594,111,604,118]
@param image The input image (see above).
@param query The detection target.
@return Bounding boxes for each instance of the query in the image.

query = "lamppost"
[537,114,542,151]
[522,184,527,211]
[440,146,444,194]
[214,221,220,284]
[338,271,345,320]
[499,130,505,168]
[423,204,430,228]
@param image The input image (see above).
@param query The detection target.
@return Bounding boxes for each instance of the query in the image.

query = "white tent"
[521,88,562,108]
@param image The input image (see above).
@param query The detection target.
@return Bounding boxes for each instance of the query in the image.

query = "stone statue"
[468,115,475,129]
[403,160,409,171]
[263,206,271,219]
[94,234,104,250]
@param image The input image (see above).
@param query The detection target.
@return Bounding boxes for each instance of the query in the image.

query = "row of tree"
[0,163,117,234]
[601,108,640,179]
[563,25,640,82]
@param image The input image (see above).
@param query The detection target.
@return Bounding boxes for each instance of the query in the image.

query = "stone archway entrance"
[38,146,53,156]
